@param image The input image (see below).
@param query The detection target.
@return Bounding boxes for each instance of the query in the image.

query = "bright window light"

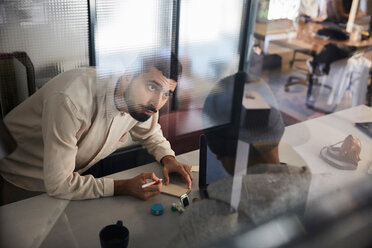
[96,0,158,53]
[268,0,300,20]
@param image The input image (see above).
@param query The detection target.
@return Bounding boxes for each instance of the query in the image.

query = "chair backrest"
[307,50,371,113]
[0,52,36,118]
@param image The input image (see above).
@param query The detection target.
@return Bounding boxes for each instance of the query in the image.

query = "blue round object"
[151,203,164,216]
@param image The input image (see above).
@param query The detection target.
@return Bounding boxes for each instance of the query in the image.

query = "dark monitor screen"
[199,133,232,188]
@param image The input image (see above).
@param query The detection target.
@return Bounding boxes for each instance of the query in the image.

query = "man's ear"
[118,74,134,91]
[115,74,133,98]
[122,74,133,85]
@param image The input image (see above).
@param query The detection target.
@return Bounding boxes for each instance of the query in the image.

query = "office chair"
[0,52,36,117]
[285,43,359,113]
[285,49,315,92]
[305,59,335,113]
[306,51,370,113]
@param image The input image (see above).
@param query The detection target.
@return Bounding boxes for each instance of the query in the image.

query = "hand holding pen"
[114,172,162,200]
[142,178,163,188]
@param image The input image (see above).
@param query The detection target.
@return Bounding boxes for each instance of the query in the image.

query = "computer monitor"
[199,72,246,192]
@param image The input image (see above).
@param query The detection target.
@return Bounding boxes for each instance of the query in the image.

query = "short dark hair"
[130,52,182,81]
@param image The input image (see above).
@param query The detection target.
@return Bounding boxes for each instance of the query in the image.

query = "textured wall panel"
[95,0,173,76]
[0,0,89,87]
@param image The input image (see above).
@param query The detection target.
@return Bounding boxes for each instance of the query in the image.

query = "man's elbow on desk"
[44,174,113,200]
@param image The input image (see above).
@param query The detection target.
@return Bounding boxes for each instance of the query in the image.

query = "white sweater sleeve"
[42,93,114,200]
[130,113,175,162]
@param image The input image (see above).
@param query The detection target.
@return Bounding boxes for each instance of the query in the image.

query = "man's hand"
[161,156,193,189]
[114,172,162,200]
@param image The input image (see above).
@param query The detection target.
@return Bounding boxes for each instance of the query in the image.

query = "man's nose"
[150,93,163,111]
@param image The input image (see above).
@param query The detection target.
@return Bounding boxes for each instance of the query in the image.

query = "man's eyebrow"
[149,80,174,95]
[148,80,163,90]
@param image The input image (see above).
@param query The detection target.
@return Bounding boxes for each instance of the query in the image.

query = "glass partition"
[1,1,372,248]
[175,0,244,136]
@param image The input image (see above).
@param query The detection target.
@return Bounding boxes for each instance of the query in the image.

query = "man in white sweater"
[0,53,193,204]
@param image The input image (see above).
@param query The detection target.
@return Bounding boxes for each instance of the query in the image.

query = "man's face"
[124,66,177,122]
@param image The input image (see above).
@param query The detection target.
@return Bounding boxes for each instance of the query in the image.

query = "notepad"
[191,165,199,172]
[161,183,191,198]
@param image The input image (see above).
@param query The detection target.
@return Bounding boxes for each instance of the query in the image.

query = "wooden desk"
[273,21,372,54]
[254,19,297,54]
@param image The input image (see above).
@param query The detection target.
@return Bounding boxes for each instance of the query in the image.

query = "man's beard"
[124,82,157,122]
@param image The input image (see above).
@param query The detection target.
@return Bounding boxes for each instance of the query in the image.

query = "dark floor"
[260,51,326,126]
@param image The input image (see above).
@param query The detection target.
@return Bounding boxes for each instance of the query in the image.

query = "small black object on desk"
[99,220,129,248]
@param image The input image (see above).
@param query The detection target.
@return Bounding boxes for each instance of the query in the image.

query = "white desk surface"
[1,105,372,248]
[0,150,200,248]
[281,105,372,207]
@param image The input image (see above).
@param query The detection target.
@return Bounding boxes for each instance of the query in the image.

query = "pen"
[141,179,163,189]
